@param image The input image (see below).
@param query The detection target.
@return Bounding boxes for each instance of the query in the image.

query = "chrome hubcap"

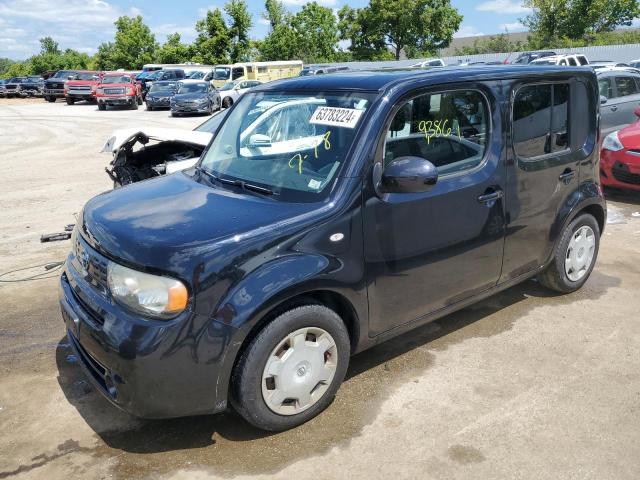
[565,226,596,282]
[262,327,338,415]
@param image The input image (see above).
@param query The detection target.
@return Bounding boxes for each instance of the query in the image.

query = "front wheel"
[98,103,106,111]
[231,304,350,432]
[222,97,233,108]
[66,97,74,105]
[146,102,153,111]
[130,98,138,110]
[538,213,600,293]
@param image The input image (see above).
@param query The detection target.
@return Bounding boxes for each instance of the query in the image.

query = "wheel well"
[231,291,360,380]
[580,203,605,234]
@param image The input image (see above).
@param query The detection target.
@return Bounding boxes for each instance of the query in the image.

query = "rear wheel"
[231,304,350,431]
[538,213,600,293]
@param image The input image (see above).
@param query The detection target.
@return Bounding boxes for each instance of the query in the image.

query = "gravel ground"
[1,98,640,480]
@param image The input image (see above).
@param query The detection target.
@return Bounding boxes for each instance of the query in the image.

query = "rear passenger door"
[613,75,640,128]
[501,78,595,282]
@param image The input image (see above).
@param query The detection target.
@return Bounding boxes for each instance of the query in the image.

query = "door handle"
[610,106,618,112]
[477,190,503,205]
[559,169,575,184]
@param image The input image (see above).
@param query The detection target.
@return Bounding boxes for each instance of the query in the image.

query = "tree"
[95,16,157,70]
[157,33,192,64]
[454,33,524,55]
[39,37,60,55]
[259,1,339,63]
[225,0,253,62]
[368,0,463,60]
[291,2,339,63]
[193,9,230,64]
[338,6,393,61]
[263,0,287,30]
[522,0,640,46]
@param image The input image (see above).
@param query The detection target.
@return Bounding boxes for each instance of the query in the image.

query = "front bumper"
[601,149,640,191]
[58,236,235,418]
[98,96,135,106]
[44,88,65,97]
[147,98,171,108]
[171,103,209,114]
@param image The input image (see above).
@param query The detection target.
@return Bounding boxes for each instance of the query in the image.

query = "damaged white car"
[102,110,227,187]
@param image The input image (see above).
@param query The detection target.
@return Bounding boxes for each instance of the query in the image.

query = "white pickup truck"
[530,54,589,66]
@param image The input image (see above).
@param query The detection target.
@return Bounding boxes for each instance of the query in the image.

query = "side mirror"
[634,106,640,118]
[600,95,608,104]
[379,156,438,194]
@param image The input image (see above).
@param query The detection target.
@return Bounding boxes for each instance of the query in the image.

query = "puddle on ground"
[33,271,621,480]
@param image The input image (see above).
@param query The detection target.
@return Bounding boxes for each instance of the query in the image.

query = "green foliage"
[0,58,17,77]
[95,16,158,70]
[522,0,640,46]
[259,1,339,62]
[226,0,253,62]
[193,8,231,64]
[454,33,524,55]
[156,33,192,64]
[263,0,287,30]
[39,37,60,55]
[342,0,463,60]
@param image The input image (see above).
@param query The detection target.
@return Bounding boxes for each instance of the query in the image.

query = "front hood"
[101,127,213,153]
[81,172,316,277]
[618,122,640,149]
[173,93,206,102]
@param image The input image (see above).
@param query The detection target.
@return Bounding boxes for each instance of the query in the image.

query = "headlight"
[602,131,624,152]
[107,262,188,319]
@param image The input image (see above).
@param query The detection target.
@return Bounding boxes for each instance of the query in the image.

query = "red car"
[64,71,103,105]
[96,73,143,111]
[601,107,640,191]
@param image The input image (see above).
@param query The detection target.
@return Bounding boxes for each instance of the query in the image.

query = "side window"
[615,76,639,97]
[559,59,567,66]
[232,67,245,79]
[258,66,268,74]
[599,77,612,98]
[384,90,489,176]
[513,83,570,158]
[568,57,577,66]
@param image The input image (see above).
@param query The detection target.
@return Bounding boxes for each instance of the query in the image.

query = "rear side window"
[513,83,569,158]
[568,57,577,66]
[384,90,489,176]
[615,76,639,97]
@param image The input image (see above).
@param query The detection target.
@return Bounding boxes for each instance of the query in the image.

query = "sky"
[0,0,602,59]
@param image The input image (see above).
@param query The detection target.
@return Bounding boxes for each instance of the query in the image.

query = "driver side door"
[364,83,506,336]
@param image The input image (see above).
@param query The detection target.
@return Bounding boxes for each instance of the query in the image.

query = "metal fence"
[321,43,640,69]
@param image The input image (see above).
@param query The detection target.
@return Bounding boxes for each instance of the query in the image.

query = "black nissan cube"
[60,66,605,431]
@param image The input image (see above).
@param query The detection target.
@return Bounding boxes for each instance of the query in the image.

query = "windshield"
[101,75,130,84]
[188,71,205,79]
[53,70,74,79]
[195,109,229,133]
[9,77,26,82]
[150,82,177,92]
[219,81,235,91]
[74,72,97,81]
[177,82,208,93]
[200,91,375,202]
[213,67,230,80]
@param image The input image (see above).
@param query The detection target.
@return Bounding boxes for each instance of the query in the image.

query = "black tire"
[231,304,350,432]
[66,97,74,105]
[538,213,600,293]
[137,94,143,105]
[146,103,153,111]
[98,103,106,111]
[49,96,56,103]
[222,97,233,108]
[130,98,138,110]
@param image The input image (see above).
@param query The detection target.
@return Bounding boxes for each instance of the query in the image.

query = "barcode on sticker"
[309,107,363,129]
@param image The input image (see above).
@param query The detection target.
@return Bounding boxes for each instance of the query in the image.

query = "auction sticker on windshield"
[309,107,363,129]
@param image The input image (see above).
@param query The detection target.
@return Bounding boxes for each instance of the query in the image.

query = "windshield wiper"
[197,167,275,196]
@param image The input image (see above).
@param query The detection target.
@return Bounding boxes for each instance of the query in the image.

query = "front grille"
[73,236,108,289]
[46,82,64,89]
[104,88,125,95]
[69,86,91,92]
[6,85,18,90]
[612,163,640,185]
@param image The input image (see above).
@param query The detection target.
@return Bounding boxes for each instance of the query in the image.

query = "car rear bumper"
[58,239,234,418]
[601,149,640,191]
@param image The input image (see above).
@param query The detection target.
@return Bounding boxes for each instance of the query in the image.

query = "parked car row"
[0,76,44,97]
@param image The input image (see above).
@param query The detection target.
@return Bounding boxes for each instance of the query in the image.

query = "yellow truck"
[211,61,303,87]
